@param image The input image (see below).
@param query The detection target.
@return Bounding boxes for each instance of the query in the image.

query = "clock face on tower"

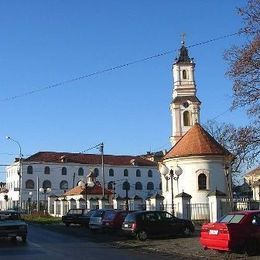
[182,101,189,108]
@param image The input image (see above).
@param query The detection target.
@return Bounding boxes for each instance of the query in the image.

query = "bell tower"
[170,38,201,146]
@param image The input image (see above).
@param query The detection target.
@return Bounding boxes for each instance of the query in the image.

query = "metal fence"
[161,204,176,214]
[220,199,260,217]
[187,203,210,223]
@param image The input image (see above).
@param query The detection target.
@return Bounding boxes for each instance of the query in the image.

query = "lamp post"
[99,143,105,197]
[78,171,95,209]
[6,136,23,210]
[39,187,51,214]
[224,164,234,210]
[125,180,130,211]
[159,162,183,216]
[28,191,33,214]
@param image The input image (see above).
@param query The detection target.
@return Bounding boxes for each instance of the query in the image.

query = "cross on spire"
[181,32,186,45]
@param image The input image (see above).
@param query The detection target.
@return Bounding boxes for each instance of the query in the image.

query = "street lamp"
[99,143,105,197]
[224,164,234,210]
[28,191,33,214]
[159,162,183,216]
[124,180,130,211]
[6,136,23,210]
[39,187,51,214]
[78,171,95,209]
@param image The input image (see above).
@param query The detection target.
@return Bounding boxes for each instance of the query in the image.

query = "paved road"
[0,224,185,260]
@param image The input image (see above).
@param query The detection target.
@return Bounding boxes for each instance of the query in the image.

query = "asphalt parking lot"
[37,223,260,259]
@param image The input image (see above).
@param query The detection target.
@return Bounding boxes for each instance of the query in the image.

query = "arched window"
[61,167,67,175]
[182,70,188,79]
[109,169,114,177]
[136,169,141,177]
[147,182,154,190]
[107,181,114,190]
[198,173,207,190]
[44,166,50,175]
[27,166,33,174]
[122,181,130,191]
[60,180,68,190]
[124,169,128,177]
[25,179,34,189]
[78,167,84,176]
[183,111,191,126]
[93,168,99,177]
[42,180,51,189]
[148,170,153,177]
[135,182,142,190]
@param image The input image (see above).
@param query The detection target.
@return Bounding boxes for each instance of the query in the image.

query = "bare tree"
[204,120,260,184]
[224,0,260,119]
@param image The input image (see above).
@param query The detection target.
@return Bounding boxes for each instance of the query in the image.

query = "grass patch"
[23,212,62,225]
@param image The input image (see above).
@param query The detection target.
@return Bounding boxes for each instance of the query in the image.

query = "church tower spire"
[170,38,201,146]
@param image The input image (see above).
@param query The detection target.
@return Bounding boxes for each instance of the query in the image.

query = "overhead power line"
[0,32,240,103]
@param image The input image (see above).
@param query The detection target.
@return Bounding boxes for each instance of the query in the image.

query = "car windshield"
[84,210,96,217]
[68,209,82,215]
[124,213,137,222]
[104,211,117,220]
[0,212,20,221]
[92,210,105,217]
[218,214,245,224]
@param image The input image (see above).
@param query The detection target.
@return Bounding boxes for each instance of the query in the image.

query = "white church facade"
[159,41,233,219]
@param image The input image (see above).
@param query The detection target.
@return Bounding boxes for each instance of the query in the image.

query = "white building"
[244,167,260,201]
[160,41,233,216]
[4,151,161,210]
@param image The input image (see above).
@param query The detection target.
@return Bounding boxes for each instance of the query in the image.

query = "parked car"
[122,210,194,241]
[102,210,131,232]
[200,210,260,255]
[89,209,114,231]
[0,210,27,242]
[62,209,96,227]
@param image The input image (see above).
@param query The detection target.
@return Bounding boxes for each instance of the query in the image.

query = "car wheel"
[65,223,70,227]
[245,240,257,256]
[137,230,148,241]
[21,235,27,243]
[182,227,192,237]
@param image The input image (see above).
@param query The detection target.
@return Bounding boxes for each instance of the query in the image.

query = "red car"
[102,210,130,231]
[200,210,260,255]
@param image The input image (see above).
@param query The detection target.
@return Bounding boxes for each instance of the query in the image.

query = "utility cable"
[0,32,240,103]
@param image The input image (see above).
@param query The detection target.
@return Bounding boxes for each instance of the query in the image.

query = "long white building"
[4,151,161,210]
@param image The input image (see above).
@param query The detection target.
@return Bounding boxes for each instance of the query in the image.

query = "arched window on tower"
[198,173,207,190]
[182,70,188,79]
[183,111,191,126]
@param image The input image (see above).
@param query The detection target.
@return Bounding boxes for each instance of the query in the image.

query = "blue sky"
[0,0,248,181]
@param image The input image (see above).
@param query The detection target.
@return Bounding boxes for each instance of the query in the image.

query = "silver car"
[89,209,113,231]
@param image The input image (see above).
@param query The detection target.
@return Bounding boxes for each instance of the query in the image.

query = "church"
[159,40,233,215]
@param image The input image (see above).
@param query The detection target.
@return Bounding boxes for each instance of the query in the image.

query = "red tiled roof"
[164,123,231,159]
[24,152,156,166]
[64,183,112,196]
